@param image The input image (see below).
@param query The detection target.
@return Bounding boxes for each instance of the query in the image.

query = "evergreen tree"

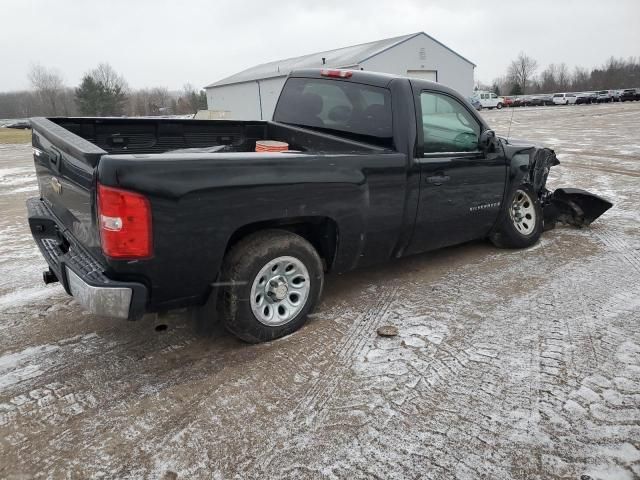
[509,83,523,96]
[74,63,128,116]
[75,75,103,115]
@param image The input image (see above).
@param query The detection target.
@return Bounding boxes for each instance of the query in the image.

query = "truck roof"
[288,68,455,95]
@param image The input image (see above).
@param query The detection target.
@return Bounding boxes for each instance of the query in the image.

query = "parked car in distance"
[474,91,504,109]
[575,92,593,104]
[467,96,483,110]
[511,96,527,107]
[597,90,613,103]
[552,93,577,105]
[26,69,613,344]
[541,94,554,106]
[528,95,551,106]
[620,88,640,101]
[502,96,514,107]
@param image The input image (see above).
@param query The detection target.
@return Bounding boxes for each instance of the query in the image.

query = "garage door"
[406,70,438,82]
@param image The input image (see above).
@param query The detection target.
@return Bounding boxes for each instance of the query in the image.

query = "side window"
[491,93,497,99]
[420,91,481,154]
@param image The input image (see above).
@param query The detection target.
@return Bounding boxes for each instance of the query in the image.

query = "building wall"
[205,81,261,120]
[257,77,288,120]
[205,76,287,121]
[205,34,475,120]
[361,34,474,96]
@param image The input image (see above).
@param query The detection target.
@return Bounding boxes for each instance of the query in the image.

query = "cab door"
[406,89,507,254]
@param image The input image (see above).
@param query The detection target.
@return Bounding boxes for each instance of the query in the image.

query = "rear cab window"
[274,77,393,148]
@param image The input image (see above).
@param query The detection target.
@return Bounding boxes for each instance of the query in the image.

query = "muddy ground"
[1,103,639,479]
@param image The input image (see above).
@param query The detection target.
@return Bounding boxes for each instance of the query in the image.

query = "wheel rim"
[250,256,310,327]
[509,189,536,236]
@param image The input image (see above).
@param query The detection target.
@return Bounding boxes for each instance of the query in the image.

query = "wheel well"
[224,217,339,272]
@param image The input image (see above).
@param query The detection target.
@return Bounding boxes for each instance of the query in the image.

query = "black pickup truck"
[26,69,612,343]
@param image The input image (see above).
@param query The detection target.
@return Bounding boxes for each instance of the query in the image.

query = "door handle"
[426,174,450,186]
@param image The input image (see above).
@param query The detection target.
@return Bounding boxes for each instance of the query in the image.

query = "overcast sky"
[1,0,638,92]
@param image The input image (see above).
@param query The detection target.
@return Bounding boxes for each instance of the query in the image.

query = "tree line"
[0,63,207,119]
[480,54,640,96]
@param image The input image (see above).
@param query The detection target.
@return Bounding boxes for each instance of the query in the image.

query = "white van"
[552,93,577,105]
[473,91,504,109]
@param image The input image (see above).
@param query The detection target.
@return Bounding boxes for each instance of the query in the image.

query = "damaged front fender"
[544,188,613,228]
[500,138,613,229]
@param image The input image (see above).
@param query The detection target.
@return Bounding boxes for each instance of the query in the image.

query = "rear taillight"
[97,183,152,259]
[320,69,352,79]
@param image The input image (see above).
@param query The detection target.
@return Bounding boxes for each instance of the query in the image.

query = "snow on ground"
[0,103,639,479]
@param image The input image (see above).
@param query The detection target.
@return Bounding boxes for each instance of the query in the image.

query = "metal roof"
[205,32,475,89]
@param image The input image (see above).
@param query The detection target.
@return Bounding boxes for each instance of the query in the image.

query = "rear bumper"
[26,197,147,320]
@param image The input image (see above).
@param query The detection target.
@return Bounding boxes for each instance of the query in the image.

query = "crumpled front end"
[543,188,614,228]
[502,139,613,229]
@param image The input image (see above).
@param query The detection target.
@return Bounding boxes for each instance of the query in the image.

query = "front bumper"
[26,197,147,320]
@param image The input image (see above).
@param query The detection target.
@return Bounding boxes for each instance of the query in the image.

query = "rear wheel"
[496,102,503,109]
[220,229,324,343]
[490,185,542,249]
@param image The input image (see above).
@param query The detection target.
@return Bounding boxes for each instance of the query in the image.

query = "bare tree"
[89,63,129,93]
[571,66,590,91]
[147,87,172,114]
[539,64,558,93]
[507,52,538,94]
[28,64,65,115]
[557,63,570,90]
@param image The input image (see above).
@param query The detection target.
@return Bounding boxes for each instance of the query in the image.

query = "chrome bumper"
[66,267,133,319]
[27,197,148,321]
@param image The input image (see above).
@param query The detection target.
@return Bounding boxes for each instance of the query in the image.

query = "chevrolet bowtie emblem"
[51,177,62,195]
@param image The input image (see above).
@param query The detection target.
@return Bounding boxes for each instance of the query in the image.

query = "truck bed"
[28,115,407,314]
[46,117,384,156]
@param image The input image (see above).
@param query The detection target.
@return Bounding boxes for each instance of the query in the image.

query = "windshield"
[274,77,393,148]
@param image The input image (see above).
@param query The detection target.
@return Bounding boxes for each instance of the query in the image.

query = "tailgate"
[30,117,106,257]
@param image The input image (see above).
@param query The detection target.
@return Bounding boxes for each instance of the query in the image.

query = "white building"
[204,32,475,120]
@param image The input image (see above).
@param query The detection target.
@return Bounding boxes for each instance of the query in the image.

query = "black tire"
[490,185,543,249]
[220,229,324,343]
[496,102,503,109]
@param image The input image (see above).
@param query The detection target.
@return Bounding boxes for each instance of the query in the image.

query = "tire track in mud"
[264,257,527,478]
[567,163,640,177]
[0,325,201,454]
[529,244,640,479]
[260,229,640,479]
[291,285,400,421]
[594,229,640,273]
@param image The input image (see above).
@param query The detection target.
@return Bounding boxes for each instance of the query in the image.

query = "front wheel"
[220,230,324,343]
[496,102,503,109]
[490,185,543,249]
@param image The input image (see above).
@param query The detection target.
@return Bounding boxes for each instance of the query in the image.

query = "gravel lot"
[1,103,639,479]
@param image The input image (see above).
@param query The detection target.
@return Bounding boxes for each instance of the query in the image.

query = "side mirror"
[479,129,496,151]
